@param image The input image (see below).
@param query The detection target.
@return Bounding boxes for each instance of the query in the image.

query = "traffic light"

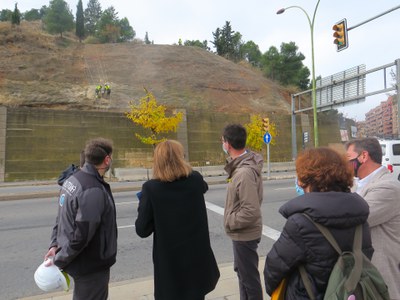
[333,18,348,52]
[262,117,270,132]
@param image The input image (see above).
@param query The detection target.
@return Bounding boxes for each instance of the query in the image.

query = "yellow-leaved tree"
[125,88,183,147]
[245,114,277,152]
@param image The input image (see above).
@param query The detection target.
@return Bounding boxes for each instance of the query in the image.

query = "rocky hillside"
[0,21,292,114]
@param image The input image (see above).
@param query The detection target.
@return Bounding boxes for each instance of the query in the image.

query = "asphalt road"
[0,178,296,300]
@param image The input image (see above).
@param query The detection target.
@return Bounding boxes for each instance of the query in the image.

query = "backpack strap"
[345,224,363,293]
[299,265,316,300]
[300,213,364,297]
[302,213,342,253]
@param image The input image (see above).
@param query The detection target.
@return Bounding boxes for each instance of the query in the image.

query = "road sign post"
[263,132,272,178]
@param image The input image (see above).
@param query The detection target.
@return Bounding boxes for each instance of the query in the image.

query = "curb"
[0,174,295,202]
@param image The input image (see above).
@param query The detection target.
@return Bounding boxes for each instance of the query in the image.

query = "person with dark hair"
[221,124,264,300]
[44,138,117,300]
[264,147,373,299]
[135,140,220,300]
[346,137,400,299]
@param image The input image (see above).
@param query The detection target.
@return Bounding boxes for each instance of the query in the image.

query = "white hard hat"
[34,259,70,292]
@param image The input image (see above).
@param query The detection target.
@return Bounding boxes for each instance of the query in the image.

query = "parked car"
[379,139,400,181]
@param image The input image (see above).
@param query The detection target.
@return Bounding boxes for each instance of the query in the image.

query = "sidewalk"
[20,258,270,300]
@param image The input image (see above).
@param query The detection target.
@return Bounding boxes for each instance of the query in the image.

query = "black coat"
[264,192,374,300]
[135,171,220,300]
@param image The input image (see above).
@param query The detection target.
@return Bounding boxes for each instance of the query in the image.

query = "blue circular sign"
[263,132,272,144]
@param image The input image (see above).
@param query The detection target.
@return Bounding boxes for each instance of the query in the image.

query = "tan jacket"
[224,151,263,241]
[357,167,400,300]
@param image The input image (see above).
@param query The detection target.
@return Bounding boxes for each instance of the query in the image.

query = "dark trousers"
[72,269,110,300]
[233,239,263,300]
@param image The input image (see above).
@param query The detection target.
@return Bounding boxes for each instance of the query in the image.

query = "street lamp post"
[277,0,321,147]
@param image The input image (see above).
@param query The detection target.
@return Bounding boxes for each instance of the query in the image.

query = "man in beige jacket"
[222,124,264,300]
[346,137,400,300]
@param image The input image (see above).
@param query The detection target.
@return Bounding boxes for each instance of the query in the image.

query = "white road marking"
[115,201,137,206]
[118,225,135,229]
[117,200,282,242]
[205,201,281,241]
[274,187,294,191]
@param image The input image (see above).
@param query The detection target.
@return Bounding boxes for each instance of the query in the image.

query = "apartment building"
[365,95,398,138]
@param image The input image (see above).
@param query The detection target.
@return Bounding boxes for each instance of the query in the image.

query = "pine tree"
[212,21,243,61]
[11,3,21,26]
[43,0,74,38]
[0,9,12,22]
[144,32,151,44]
[84,0,102,36]
[261,42,310,90]
[76,0,85,42]
[96,6,119,43]
[24,9,42,21]
[118,17,135,42]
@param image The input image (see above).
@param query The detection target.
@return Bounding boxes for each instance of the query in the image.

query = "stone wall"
[2,107,341,181]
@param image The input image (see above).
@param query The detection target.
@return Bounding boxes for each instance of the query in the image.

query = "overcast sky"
[3,0,400,121]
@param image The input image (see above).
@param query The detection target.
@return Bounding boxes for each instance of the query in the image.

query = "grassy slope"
[0,20,293,114]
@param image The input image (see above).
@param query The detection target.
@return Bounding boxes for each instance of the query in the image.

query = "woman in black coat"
[264,147,374,299]
[135,140,220,300]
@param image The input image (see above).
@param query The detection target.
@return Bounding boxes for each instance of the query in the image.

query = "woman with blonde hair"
[135,140,220,300]
[264,147,373,299]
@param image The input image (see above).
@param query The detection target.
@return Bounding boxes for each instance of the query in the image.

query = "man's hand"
[44,246,57,266]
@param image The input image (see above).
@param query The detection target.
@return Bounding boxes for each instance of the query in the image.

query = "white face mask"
[104,157,112,172]
[222,143,229,155]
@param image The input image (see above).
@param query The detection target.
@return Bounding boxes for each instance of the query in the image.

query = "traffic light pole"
[277,0,321,148]
[347,5,400,31]
[291,94,297,159]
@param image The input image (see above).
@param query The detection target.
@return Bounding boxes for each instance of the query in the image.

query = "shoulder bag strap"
[299,213,341,300]
[345,224,363,293]
[299,265,316,300]
[302,213,342,254]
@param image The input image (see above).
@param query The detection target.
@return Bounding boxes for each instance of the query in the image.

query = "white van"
[379,140,400,181]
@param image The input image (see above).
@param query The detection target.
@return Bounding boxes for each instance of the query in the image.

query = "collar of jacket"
[224,151,263,178]
[81,163,107,183]
[280,191,370,229]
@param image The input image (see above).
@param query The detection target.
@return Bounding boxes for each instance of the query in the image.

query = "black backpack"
[57,164,79,186]
[299,214,390,300]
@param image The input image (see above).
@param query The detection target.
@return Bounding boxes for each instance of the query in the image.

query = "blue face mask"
[295,180,305,196]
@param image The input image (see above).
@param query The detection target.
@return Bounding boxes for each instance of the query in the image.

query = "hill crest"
[0,21,292,114]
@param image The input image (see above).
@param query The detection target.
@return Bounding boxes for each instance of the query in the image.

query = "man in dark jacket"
[45,138,117,300]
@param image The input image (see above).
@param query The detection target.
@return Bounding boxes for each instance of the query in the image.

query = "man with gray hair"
[346,137,400,299]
